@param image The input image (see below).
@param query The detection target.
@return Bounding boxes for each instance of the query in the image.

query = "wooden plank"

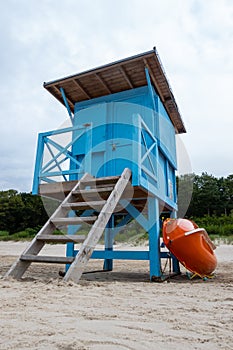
[95,75,128,85]
[62,200,106,211]
[64,168,132,283]
[39,176,120,199]
[119,66,134,88]
[72,186,114,195]
[51,216,97,226]
[95,73,112,93]
[20,255,74,264]
[39,180,78,196]
[39,181,151,201]
[82,175,120,185]
[45,52,155,86]
[73,79,91,99]
[44,51,186,134]
[36,234,86,243]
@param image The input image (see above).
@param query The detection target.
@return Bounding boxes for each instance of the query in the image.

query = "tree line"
[177,173,233,217]
[0,172,232,235]
[0,190,48,234]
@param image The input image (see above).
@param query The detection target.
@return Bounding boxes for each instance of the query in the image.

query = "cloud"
[0,0,232,191]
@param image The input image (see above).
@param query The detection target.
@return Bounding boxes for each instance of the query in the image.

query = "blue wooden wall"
[71,85,177,209]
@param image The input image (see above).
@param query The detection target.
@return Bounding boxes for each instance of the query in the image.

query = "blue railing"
[32,123,92,194]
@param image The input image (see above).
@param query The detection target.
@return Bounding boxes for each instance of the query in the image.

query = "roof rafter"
[43,49,186,133]
[73,79,91,99]
[119,65,134,88]
[94,73,112,94]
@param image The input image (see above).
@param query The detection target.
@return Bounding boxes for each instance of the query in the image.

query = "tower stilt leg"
[148,197,161,281]
[103,215,114,271]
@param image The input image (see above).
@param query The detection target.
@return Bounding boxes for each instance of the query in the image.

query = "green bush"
[0,230,9,237]
[191,216,233,236]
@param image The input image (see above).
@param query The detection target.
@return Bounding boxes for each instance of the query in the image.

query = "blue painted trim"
[33,123,93,188]
[139,115,158,182]
[148,197,161,278]
[165,159,169,197]
[158,140,177,169]
[42,124,87,138]
[132,114,140,186]
[41,136,82,172]
[104,215,114,270]
[139,172,177,211]
[84,123,92,174]
[164,198,178,211]
[73,250,170,260]
[45,142,68,181]
[32,133,45,194]
[65,210,76,272]
[172,168,177,203]
[41,155,69,174]
[40,169,82,178]
[90,250,149,260]
[60,87,73,124]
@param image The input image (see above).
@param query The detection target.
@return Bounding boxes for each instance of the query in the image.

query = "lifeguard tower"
[6,48,186,282]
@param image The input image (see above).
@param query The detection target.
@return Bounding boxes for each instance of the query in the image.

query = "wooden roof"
[44,48,186,134]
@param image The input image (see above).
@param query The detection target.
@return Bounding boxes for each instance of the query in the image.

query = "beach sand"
[0,242,232,350]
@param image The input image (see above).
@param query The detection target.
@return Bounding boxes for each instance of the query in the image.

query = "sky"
[0,0,232,192]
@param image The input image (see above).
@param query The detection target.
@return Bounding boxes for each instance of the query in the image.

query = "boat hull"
[162,219,217,278]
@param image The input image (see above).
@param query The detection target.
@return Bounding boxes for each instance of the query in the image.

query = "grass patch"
[210,234,233,245]
[0,228,38,241]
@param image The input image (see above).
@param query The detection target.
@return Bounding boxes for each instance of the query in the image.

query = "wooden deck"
[39,179,149,199]
[39,179,173,214]
[39,179,151,214]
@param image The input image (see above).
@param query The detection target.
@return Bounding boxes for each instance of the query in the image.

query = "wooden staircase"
[5,168,131,283]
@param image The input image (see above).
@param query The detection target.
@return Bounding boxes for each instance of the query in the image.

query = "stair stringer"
[64,168,132,283]
[4,172,94,280]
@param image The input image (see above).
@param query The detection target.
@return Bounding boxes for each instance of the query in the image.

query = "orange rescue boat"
[162,218,217,278]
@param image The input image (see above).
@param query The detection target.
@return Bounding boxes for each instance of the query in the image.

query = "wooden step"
[20,255,74,264]
[62,200,106,211]
[51,216,97,226]
[36,234,86,243]
[64,168,132,283]
[38,176,123,200]
[81,176,120,186]
[72,187,114,196]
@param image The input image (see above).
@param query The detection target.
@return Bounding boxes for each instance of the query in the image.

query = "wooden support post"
[148,196,161,281]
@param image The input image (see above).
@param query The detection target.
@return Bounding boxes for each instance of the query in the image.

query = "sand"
[0,242,232,350]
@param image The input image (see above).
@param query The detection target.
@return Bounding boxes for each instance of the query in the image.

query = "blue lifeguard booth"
[6,49,186,282]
